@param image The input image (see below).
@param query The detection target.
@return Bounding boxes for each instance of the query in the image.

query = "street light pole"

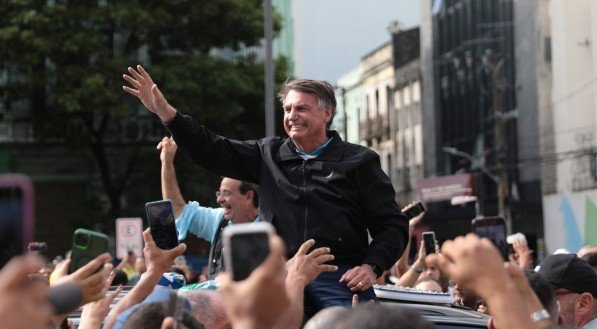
[264,0,275,137]
[442,146,509,228]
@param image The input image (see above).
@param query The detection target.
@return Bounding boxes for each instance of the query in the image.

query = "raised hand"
[142,228,187,275]
[79,272,123,329]
[218,235,290,329]
[157,136,177,164]
[122,65,177,123]
[286,239,337,287]
[54,253,113,306]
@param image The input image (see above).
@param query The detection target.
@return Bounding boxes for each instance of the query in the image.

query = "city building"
[334,65,364,145]
[419,0,547,244]
[393,27,423,205]
[360,41,396,180]
[541,0,597,253]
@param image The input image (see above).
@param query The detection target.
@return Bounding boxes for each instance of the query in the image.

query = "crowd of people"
[0,65,596,328]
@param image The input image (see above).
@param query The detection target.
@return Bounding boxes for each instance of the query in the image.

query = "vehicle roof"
[374,285,490,327]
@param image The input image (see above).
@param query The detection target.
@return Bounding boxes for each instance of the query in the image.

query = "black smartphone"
[68,228,109,274]
[0,174,34,269]
[471,216,508,260]
[145,200,179,250]
[223,222,273,281]
[403,202,426,219]
[422,231,436,255]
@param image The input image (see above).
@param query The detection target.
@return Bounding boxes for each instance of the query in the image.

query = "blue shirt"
[175,201,259,241]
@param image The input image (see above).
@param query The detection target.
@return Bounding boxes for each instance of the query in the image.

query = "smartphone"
[68,228,109,274]
[145,200,179,250]
[471,216,508,260]
[222,222,274,281]
[0,174,34,269]
[403,202,426,219]
[422,231,436,255]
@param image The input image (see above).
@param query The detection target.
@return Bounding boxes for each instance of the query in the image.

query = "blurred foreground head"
[317,304,434,329]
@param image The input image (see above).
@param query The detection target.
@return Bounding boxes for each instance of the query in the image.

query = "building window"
[412,81,421,103]
[404,86,411,106]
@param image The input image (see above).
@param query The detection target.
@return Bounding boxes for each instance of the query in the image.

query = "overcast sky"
[293,0,420,83]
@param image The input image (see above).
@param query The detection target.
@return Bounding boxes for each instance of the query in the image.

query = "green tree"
[0,0,286,227]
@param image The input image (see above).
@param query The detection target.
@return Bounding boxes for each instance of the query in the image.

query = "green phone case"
[68,228,109,274]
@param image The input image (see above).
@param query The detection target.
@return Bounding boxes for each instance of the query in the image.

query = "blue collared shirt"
[175,201,259,241]
[295,136,334,160]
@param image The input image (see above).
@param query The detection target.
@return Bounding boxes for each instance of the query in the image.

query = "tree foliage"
[0,0,287,227]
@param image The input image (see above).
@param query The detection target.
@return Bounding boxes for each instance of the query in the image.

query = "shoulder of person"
[341,141,378,160]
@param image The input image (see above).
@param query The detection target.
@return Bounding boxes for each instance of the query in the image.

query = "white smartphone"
[222,222,274,281]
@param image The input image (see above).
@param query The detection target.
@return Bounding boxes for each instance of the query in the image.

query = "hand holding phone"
[68,228,109,274]
[403,202,426,220]
[422,231,437,255]
[145,200,179,250]
[223,222,274,281]
[472,216,508,260]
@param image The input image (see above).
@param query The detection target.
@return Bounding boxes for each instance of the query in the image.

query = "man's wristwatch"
[530,309,550,323]
[367,264,383,277]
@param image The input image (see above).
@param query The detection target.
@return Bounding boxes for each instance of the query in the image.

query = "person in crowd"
[159,136,259,280]
[413,276,443,293]
[509,237,534,270]
[524,269,562,325]
[112,270,129,286]
[123,66,408,309]
[104,229,187,329]
[182,290,230,329]
[333,303,435,329]
[122,291,204,329]
[302,306,347,329]
[578,245,597,259]
[116,251,140,281]
[129,256,147,285]
[536,253,597,328]
[451,282,480,309]
[426,234,539,329]
[394,203,425,278]
[395,240,445,292]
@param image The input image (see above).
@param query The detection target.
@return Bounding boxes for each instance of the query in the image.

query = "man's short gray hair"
[278,79,337,129]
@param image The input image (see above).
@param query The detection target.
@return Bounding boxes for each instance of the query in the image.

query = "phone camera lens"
[75,233,90,247]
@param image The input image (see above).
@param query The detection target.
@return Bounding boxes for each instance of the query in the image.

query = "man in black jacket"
[123,65,408,309]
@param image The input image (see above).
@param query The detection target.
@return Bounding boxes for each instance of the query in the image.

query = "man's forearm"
[103,269,164,329]
[161,160,186,218]
[481,282,534,329]
[395,264,422,288]
[273,276,307,329]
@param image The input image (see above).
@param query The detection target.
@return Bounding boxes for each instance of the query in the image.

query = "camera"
[74,232,90,247]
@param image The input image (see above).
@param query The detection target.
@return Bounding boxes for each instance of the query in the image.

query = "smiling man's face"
[283,90,331,152]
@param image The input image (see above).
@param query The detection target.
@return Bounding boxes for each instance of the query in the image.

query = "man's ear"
[576,293,593,316]
[245,190,254,204]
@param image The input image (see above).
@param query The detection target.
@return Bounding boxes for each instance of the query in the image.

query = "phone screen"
[0,187,23,268]
[404,202,426,219]
[229,231,269,281]
[145,200,179,250]
[472,217,507,259]
[422,232,436,255]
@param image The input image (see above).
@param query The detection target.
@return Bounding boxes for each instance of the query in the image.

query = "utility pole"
[264,0,275,137]
[487,52,511,234]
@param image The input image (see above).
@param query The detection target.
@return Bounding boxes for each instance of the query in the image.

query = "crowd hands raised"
[3,64,597,329]
[3,204,595,329]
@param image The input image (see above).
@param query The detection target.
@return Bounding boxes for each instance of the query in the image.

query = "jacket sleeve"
[165,112,262,183]
[356,156,409,275]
